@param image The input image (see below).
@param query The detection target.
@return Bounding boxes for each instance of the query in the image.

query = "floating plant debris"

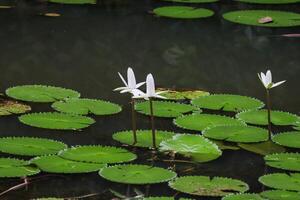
[135,101,198,118]
[160,134,222,162]
[238,140,285,155]
[153,6,214,19]
[203,125,269,143]
[174,113,245,131]
[0,137,67,156]
[223,10,300,27]
[156,88,209,100]
[258,16,273,24]
[192,94,264,112]
[169,176,249,196]
[264,153,300,171]
[260,190,300,200]
[259,173,300,191]
[0,100,31,116]
[0,5,13,9]
[19,112,95,130]
[59,145,137,164]
[52,98,122,116]
[99,164,177,184]
[31,155,106,173]
[222,193,265,200]
[6,85,80,103]
[113,130,176,148]
[235,0,300,4]
[49,0,96,4]
[272,131,300,148]
[41,13,61,17]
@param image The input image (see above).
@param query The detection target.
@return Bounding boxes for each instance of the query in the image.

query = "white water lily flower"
[114,67,145,94]
[258,70,286,89]
[133,74,166,100]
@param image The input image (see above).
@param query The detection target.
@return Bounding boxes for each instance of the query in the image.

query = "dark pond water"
[0,0,300,199]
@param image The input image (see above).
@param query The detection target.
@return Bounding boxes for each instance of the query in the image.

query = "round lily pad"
[49,0,96,4]
[259,173,300,191]
[6,85,80,103]
[236,110,299,126]
[113,130,176,148]
[99,164,176,184]
[31,155,106,173]
[265,153,300,171]
[169,176,249,196]
[0,165,40,178]
[19,112,95,130]
[59,145,137,164]
[174,113,245,131]
[222,193,265,200]
[162,0,218,3]
[238,141,285,155]
[203,125,269,143]
[0,100,31,116]
[0,137,67,156]
[235,0,300,4]
[156,88,209,100]
[272,131,300,148]
[0,157,28,167]
[52,98,122,116]
[153,6,214,19]
[135,101,198,118]
[260,190,300,200]
[160,134,222,162]
[192,94,264,112]
[223,10,300,27]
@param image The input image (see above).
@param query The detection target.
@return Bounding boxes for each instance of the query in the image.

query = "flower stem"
[149,98,156,149]
[266,89,272,140]
[131,98,137,145]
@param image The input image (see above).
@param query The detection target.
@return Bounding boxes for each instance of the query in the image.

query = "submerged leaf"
[238,140,285,155]
[259,173,300,191]
[264,153,300,171]
[0,100,31,116]
[153,6,214,19]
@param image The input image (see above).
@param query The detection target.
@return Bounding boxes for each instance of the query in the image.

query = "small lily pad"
[235,0,300,4]
[135,101,199,118]
[0,158,28,167]
[223,10,300,27]
[174,113,245,131]
[192,94,264,112]
[260,190,300,200]
[113,130,176,148]
[19,112,95,130]
[0,100,31,116]
[6,85,80,103]
[59,145,137,164]
[222,193,265,200]
[31,155,106,173]
[99,164,177,184]
[259,173,300,191]
[169,176,249,196]
[0,137,67,156]
[52,98,122,116]
[238,141,286,155]
[236,110,299,126]
[153,6,214,19]
[272,131,300,148]
[156,88,209,100]
[0,165,40,178]
[203,125,269,143]
[160,134,222,162]
[49,0,96,4]
[264,153,300,171]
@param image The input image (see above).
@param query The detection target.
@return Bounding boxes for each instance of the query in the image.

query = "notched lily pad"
[260,190,300,200]
[169,176,249,196]
[99,164,177,184]
[259,173,300,191]
[153,6,214,19]
[264,153,300,171]
[272,131,300,148]
[52,98,122,116]
[0,157,28,167]
[222,193,265,200]
[156,88,209,100]
[0,100,31,116]
[235,0,300,4]
[19,112,95,130]
[238,140,286,155]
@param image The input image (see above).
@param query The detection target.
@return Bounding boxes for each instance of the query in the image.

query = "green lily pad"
[192,94,264,112]
[59,145,137,164]
[203,125,269,143]
[31,155,106,173]
[272,131,300,148]
[162,0,218,3]
[0,165,40,178]
[264,153,300,171]
[236,110,299,126]
[135,101,198,118]
[6,85,80,103]
[49,0,96,4]
[113,130,176,148]
[143,198,173,200]
[222,193,265,200]
[153,6,214,19]
[0,158,28,167]
[160,134,222,162]
[169,176,249,196]
[223,10,300,27]
[260,190,300,200]
[52,98,121,116]
[99,164,177,184]
[0,100,31,116]
[0,137,67,156]
[174,113,245,131]
[19,112,95,130]
[259,173,300,191]
[235,0,300,4]
[238,141,286,155]
[156,88,209,100]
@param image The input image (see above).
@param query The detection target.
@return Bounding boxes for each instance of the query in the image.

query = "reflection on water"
[0,0,300,199]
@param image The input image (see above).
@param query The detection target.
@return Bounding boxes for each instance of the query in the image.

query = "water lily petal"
[271,80,286,88]
[118,72,128,87]
[266,70,272,85]
[136,82,146,88]
[146,74,156,97]
[114,86,128,91]
[127,67,137,89]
